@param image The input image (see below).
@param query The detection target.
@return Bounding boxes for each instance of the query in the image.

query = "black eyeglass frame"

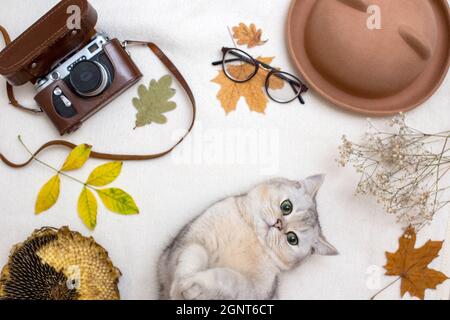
[212,47,308,105]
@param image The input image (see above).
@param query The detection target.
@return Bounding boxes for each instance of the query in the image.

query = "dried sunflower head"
[0,227,121,300]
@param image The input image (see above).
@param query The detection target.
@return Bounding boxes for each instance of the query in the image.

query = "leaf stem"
[227,26,238,48]
[18,136,94,190]
[370,277,401,300]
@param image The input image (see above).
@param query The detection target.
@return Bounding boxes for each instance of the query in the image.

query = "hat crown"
[305,0,437,98]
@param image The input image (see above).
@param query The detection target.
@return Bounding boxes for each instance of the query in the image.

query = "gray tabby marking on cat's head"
[158,175,337,300]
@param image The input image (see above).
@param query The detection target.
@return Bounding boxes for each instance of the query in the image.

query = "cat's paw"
[171,273,220,300]
[179,281,207,300]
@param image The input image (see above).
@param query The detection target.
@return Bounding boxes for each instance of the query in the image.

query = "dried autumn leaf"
[232,23,267,48]
[86,162,123,187]
[211,56,284,114]
[384,226,449,300]
[61,144,92,172]
[133,75,177,128]
[78,187,98,230]
[35,175,60,214]
[96,188,139,215]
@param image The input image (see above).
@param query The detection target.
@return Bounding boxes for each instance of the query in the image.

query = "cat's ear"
[313,234,338,256]
[303,174,325,197]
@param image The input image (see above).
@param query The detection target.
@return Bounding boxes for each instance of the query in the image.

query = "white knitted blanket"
[0,0,449,300]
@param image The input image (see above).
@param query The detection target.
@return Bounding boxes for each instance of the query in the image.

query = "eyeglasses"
[212,47,308,104]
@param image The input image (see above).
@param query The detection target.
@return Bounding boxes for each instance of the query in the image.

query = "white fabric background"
[0,0,449,300]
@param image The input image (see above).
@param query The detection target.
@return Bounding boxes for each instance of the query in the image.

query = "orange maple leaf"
[211,56,284,114]
[384,226,448,300]
[232,23,267,48]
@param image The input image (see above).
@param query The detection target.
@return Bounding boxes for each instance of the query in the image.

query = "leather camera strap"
[0,27,196,168]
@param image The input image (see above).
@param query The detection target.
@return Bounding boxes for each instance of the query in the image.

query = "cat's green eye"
[280,200,293,215]
[286,232,299,246]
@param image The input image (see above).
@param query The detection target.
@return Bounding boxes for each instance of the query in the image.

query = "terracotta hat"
[287,0,450,115]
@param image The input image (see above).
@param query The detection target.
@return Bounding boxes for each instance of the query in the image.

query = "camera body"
[0,0,143,135]
[35,34,142,134]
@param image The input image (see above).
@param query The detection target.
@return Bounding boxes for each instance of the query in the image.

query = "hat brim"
[287,0,450,116]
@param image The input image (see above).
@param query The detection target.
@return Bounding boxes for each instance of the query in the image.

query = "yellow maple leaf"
[211,56,284,114]
[384,226,449,300]
[232,23,267,48]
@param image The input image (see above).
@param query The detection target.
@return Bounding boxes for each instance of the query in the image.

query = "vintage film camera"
[0,0,142,134]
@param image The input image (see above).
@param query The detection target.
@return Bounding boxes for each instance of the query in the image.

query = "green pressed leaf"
[133,75,177,128]
[61,144,92,171]
[35,175,60,214]
[86,162,123,187]
[78,187,98,230]
[96,188,139,215]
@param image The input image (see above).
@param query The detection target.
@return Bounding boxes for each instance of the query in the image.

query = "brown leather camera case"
[0,0,97,86]
[0,0,143,135]
[35,39,142,134]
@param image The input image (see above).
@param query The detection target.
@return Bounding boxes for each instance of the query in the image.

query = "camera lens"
[69,61,109,97]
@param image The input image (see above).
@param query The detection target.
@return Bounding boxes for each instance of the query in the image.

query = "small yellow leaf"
[35,175,60,214]
[78,187,98,230]
[232,23,268,48]
[96,188,139,215]
[61,144,92,172]
[86,162,123,187]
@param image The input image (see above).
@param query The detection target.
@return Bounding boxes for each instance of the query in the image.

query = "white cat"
[158,175,337,300]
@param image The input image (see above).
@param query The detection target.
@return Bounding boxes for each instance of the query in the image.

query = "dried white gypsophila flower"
[338,115,450,228]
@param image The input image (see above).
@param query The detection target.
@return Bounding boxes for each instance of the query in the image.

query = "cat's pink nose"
[273,219,283,231]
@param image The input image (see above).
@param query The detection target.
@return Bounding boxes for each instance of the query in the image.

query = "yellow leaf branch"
[18,136,139,230]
